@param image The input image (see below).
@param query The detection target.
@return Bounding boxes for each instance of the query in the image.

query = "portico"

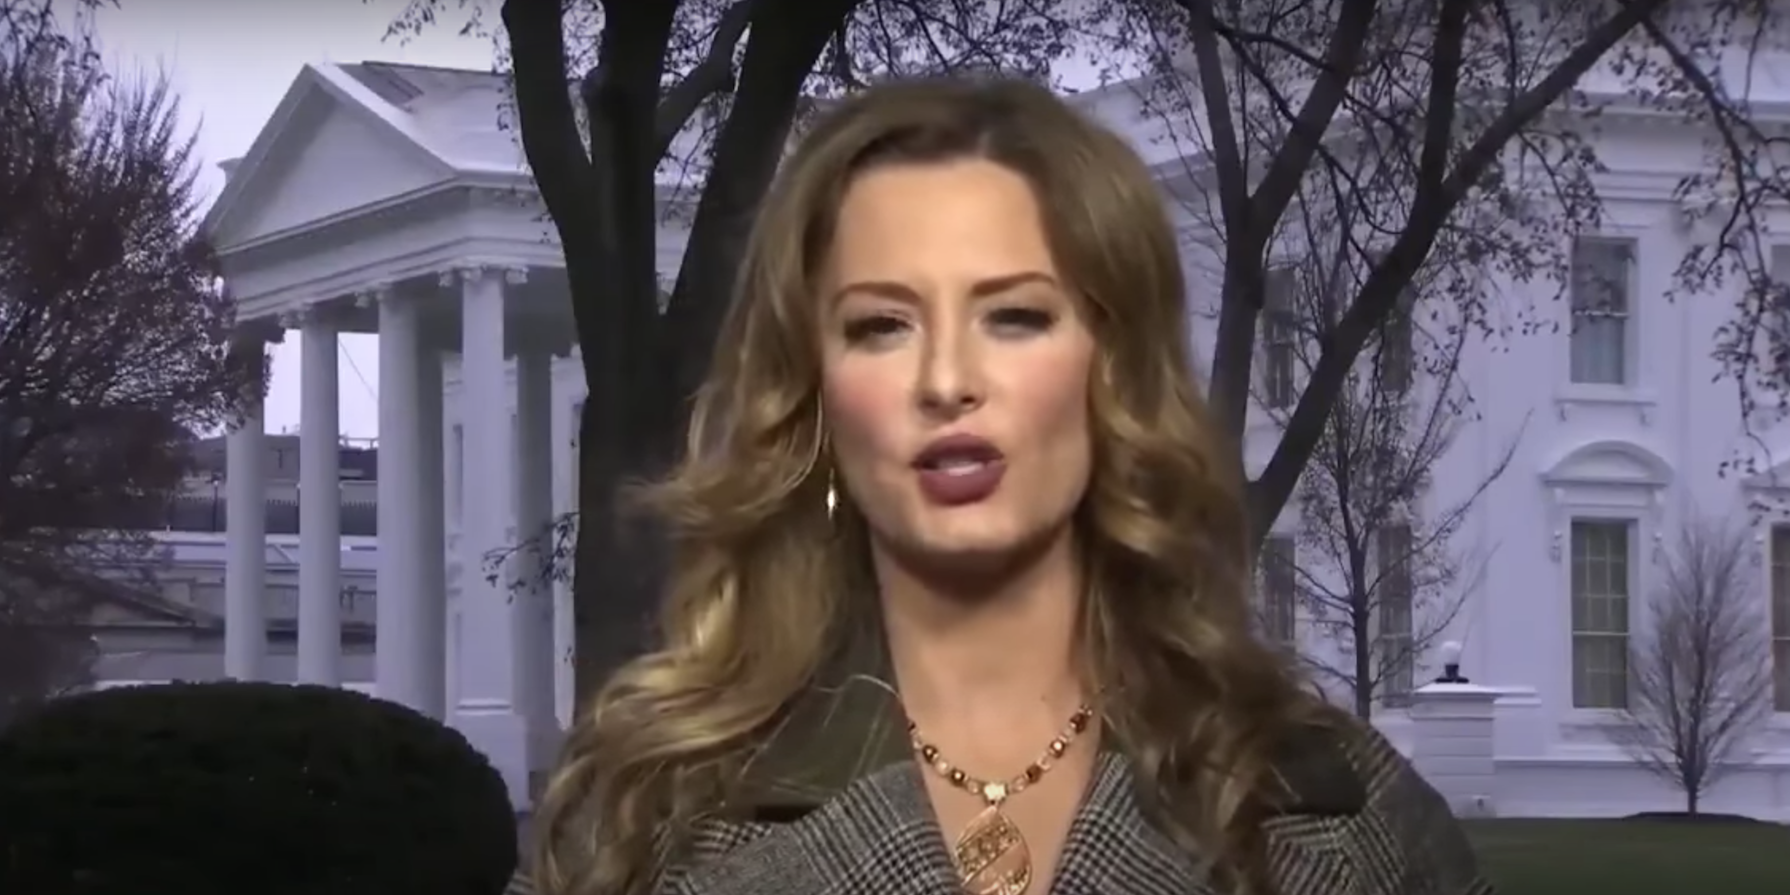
[202,61,591,805]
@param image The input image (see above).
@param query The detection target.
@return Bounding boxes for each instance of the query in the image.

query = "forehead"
[821,160,1057,283]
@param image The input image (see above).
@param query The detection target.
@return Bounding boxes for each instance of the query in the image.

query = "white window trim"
[1258,264,1300,411]
[1372,522,1418,711]
[1542,439,1671,727]
[1258,531,1300,646]
[1557,224,1655,423]
[1564,516,1641,715]
[1749,243,1790,417]
[1763,524,1790,719]
[1741,468,1790,731]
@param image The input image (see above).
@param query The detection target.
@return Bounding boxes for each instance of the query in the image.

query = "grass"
[1466,818,1790,894]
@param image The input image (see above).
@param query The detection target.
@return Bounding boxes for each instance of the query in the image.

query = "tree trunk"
[501,0,862,703]
[1352,611,1373,720]
[568,401,675,699]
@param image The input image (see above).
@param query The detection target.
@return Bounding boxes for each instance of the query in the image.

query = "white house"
[204,57,1790,817]
[1185,87,1790,816]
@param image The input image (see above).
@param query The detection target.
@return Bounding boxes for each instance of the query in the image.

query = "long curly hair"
[533,74,1328,895]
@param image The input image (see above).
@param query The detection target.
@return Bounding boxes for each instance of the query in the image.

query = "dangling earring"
[825,468,838,521]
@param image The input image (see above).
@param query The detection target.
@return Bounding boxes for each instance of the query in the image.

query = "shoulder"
[1263,713,1495,895]
[500,819,770,895]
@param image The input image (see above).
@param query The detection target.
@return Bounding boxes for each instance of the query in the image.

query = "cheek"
[821,362,908,472]
[1015,357,1095,459]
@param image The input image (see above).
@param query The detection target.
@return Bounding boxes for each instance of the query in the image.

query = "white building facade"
[210,60,1790,817]
[1206,105,1790,815]
[204,62,597,806]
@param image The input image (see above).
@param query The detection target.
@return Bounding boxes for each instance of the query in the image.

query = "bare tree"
[0,0,263,715]
[393,0,1094,695]
[1613,516,1774,816]
[397,0,1790,696]
[1114,0,1790,547]
[1252,214,1517,719]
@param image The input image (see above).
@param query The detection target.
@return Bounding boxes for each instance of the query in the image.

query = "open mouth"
[919,456,997,476]
[912,433,1004,472]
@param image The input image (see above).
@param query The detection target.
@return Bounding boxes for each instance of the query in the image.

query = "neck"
[874,528,1084,721]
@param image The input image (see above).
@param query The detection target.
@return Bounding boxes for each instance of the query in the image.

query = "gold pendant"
[952,804,1032,895]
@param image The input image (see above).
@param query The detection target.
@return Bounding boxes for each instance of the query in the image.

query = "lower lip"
[915,461,1006,506]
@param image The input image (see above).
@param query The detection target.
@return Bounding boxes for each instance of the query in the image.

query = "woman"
[525,75,1491,895]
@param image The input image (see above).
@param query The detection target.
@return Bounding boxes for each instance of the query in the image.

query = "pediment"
[1541,439,1673,488]
[204,65,455,252]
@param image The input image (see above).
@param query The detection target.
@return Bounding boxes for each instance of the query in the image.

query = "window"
[1767,246,1790,348]
[1260,267,1297,409]
[1571,520,1632,709]
[1377,291,1415,395]
[1377,524,1415,707]
[1259,535,1296,643]
[1771,526,1790,712]
[1569,238,1634,385]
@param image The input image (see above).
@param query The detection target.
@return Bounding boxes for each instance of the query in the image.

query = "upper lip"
[912,433,1004,468]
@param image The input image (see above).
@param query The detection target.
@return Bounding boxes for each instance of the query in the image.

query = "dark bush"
[0,681,518,895]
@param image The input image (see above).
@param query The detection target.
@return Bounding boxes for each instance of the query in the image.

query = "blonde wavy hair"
[533,74,1330,895]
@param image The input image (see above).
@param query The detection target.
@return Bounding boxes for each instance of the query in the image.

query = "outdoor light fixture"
[1434,640,1469,684]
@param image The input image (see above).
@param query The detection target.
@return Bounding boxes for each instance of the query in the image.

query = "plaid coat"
[509,639,1492,895]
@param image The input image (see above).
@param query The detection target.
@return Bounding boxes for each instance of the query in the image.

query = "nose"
[916,322,985,419]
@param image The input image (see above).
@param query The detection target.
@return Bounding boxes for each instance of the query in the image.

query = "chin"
[897,514,1056,575]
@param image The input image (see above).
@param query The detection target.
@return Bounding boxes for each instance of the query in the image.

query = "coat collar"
[688,622,1372,895]
[729,618,1367,822]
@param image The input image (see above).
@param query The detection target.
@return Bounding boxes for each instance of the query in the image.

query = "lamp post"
[1434,640,1469,684]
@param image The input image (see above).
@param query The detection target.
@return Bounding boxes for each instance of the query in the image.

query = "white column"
[375,287,427,710]
[297,306,342,686]
[223,330,269,681]
[554,389,582,729]
[514,346,559,772]
[417,342,448,719]
[453,264,528,806]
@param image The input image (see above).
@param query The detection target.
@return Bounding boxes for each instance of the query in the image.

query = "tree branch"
[1173,0,1248,232]
[1241,0,1379,236]
[653,0,758,158]
[659,0,862,411]
[1248,0,1669,534]
[501,0,595,246]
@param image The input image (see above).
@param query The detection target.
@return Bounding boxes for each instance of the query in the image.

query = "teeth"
[934,459,985,475]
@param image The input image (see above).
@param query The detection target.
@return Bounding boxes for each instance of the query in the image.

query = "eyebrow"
[828,271,1060,306]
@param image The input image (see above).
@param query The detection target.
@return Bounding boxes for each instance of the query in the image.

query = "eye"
[841,313,909,345]
[985,306,1056,336]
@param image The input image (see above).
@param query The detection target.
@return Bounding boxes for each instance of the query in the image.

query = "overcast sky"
[91,0,496,440]
[86,1,1127,442]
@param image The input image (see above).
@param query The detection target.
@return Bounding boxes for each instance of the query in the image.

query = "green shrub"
[0,681,517,895]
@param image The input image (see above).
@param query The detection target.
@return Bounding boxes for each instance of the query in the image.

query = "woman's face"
[817,158,1097,575]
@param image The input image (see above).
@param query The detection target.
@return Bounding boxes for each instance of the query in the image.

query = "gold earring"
[825,469,838,520]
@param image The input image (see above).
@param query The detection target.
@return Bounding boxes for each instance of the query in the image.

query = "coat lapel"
[1041,720,1370,895]
[1044,750,1217,895]
[664,614,1375,895]
[663,621,961,895]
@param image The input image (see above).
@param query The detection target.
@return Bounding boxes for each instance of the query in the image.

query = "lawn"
[1466,818,1790,894]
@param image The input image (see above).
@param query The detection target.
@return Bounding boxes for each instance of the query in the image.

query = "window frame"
[1568,517,1636,711]
[1376,522,1416,708]
[1769,524,1790,713]
[1259,533,1298,644]
[1568,235,1637,387]
[1260,266,1299,409]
